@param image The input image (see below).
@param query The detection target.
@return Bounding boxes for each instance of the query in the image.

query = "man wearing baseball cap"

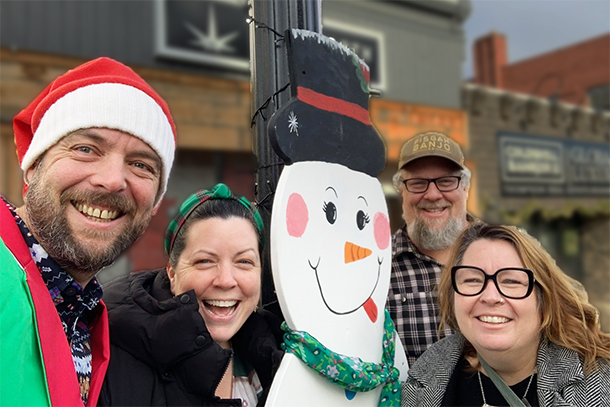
[0,57,176,406]
[386,131,479,366]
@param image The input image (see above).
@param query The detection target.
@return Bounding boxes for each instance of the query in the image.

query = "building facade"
[474,31,610,110]
[465,31,610,330]
[0,0,471,279]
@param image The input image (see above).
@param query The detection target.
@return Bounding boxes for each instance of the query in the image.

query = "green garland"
[499,200,610,225]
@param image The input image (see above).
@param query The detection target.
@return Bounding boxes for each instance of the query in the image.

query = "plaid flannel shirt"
[386,225,454,366]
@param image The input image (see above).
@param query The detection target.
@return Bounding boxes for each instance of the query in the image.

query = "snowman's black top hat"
[268,29,386,177]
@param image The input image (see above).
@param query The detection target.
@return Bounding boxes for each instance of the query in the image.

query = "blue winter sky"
[463,0,610,79]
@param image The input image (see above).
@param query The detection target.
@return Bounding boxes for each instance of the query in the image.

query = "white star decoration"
[30,243,48,262]
[288,111,299,136]
[185,5,239,53]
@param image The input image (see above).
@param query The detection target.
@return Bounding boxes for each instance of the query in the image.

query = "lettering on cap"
[412,134,452,153]
[398,131,464,171]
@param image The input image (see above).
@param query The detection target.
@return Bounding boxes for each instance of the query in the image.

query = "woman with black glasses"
[401,224,610,406]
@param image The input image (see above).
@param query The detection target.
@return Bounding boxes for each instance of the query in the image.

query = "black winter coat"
[98,269,283,406]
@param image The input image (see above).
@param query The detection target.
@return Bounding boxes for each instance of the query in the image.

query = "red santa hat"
[14,57,177,205]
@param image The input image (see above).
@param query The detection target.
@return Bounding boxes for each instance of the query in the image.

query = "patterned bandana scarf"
[4,197,102,406]
[282,309,400,406]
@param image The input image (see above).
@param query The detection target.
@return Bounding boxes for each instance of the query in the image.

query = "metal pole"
[249,0,321,308]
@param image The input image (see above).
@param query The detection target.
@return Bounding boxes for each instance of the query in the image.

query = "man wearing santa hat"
[0,57,176,406]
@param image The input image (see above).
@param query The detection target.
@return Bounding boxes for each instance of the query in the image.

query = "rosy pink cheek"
[286,193,308,237]
[374,212,390,250]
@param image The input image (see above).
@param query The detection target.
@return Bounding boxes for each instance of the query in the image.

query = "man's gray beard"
[407,215,466,251]
[24,173,149,277]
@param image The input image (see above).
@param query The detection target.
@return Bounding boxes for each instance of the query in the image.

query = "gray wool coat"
[401,333,610,406]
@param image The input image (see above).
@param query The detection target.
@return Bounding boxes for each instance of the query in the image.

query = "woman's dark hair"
[168,198,263,269]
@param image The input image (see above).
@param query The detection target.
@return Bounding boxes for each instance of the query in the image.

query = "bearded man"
[0,57,176,406]
[386,131,480,366]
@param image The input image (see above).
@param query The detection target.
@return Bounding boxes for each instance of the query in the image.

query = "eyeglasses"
[402,176,461,193]
[451,266,536,299]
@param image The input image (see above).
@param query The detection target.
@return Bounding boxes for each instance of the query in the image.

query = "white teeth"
[75,202,118,221]
[479,316,510,324]
[424,208,444,212]
[206,300,237,307]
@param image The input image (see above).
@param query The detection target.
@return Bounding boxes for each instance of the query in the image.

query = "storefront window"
[525,214,583,283]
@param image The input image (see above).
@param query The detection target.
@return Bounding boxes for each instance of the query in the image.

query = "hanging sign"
[154,0,249,70]
[498,133,610,196]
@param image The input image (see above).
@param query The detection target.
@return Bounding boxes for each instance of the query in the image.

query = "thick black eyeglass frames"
[451,266,536,299]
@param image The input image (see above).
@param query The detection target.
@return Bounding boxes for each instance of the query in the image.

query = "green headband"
[164,183,264,256]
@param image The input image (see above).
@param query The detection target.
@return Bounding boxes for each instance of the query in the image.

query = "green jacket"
[0,200,110,406]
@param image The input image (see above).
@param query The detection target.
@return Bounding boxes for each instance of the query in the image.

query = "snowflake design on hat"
[288,111,299,136]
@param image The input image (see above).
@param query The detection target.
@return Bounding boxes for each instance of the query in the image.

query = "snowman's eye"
[322,201,337,224]
[356,210,370,230]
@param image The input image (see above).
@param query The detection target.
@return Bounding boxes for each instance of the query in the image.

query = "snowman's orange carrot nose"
[344,242,372,263]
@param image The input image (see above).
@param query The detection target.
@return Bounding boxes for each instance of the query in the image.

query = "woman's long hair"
[439,223,610,374]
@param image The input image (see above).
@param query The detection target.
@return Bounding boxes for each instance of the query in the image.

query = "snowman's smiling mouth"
[308,256,382,317]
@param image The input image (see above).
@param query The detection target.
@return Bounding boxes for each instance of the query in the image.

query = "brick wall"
[503,34,610,106]
[473,31,507,88]
[473,32,610,108]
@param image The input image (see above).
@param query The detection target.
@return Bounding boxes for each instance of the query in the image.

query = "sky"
[463,0,610,79]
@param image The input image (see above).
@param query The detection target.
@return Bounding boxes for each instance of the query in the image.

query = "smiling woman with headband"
[99,183,283,406]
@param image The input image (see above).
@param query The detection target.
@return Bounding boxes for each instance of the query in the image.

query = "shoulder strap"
[477,354,527,407]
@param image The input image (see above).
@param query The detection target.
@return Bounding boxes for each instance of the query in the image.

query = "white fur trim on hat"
[21,83,175,204]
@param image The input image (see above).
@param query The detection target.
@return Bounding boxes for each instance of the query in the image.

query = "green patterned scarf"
[281,309,400,406]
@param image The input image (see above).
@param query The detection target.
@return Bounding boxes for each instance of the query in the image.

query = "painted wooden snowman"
[266,29,408,406]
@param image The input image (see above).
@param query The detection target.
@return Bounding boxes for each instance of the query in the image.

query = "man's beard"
[24,173,152,278]
[407,211,466,251]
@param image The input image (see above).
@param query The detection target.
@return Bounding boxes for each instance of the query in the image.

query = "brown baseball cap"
[398,131,464,170]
